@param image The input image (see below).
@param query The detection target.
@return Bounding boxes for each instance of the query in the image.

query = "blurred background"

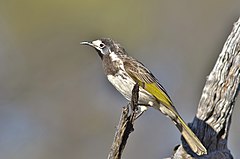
[0,1,239,159]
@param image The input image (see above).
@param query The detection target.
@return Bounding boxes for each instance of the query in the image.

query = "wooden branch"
[107,84,139,159]
[171,18,240,159]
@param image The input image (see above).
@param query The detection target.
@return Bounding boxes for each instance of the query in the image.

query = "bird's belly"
[107,73,156,106]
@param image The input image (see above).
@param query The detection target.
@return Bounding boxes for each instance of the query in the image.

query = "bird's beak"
[80,41,95,47]
[80,41,91,45]
[80,40,103,59]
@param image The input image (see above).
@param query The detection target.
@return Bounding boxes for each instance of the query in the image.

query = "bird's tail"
[175,115,207,156]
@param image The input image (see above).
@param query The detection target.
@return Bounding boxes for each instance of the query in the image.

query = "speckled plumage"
[81,38,207,156]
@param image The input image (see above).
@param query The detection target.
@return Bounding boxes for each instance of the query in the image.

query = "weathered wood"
[171,18,240,159]
[107,84,139,159]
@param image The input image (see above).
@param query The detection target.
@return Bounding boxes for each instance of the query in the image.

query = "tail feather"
[176,116,207,156]
[158,105,207,156]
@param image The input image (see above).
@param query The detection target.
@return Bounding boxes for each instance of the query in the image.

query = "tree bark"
[107,84,139,159]
[170,18,240,159]
[107,18,240,159]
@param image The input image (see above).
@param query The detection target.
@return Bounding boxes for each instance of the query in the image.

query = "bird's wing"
[123,58,208,155]
[123,57,173,108]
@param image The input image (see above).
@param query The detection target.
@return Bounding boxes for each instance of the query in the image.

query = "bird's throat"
[95,49,103,59]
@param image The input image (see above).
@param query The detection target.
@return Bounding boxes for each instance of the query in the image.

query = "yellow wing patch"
[142,82,173,106]
[123,58,173,107]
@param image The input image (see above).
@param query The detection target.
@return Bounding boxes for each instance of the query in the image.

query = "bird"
[81,38,207,156]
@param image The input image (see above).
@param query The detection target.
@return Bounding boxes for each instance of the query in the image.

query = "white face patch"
[92,40,102,47]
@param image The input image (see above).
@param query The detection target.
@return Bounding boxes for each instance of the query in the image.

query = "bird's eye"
[99,43,105,48]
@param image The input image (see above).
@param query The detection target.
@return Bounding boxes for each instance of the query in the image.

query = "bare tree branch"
[107,84,139,159]
[171,18,240,159]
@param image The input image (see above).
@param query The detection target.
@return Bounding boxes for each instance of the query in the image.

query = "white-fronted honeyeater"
[81,38,207,156]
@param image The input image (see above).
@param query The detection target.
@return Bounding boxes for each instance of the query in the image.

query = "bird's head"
[81,38,126,59]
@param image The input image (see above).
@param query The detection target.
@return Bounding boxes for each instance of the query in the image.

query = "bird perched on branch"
[81,38,207,156]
